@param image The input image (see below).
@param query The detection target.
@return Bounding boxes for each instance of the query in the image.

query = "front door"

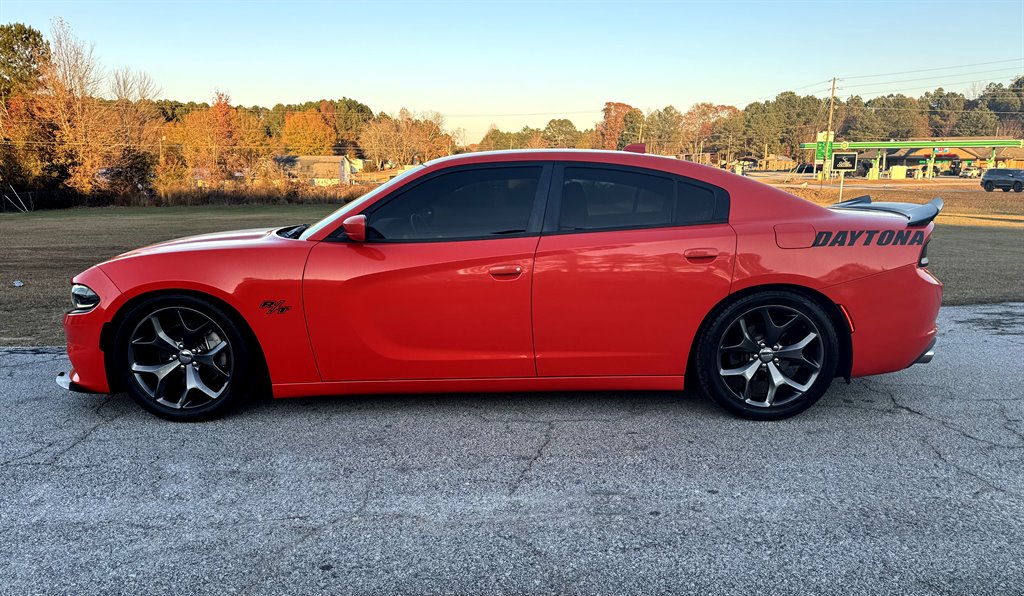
[304,164,549,382]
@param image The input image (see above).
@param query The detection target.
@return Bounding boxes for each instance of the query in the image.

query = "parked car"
[60,150,943,422]
[981,168,1024,192]
[959,166,981,178]
[795,163,817,174]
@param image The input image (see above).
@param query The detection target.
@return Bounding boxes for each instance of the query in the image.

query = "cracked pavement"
[1,303,1022,595]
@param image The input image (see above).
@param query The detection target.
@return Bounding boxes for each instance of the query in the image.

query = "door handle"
[684,248,718,262]
[488,264,524,277]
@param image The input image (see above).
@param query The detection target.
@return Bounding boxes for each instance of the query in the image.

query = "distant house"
[274,155,355,185]
[758,154,798,171]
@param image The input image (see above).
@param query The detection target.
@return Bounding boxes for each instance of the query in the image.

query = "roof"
[426,148,686,170]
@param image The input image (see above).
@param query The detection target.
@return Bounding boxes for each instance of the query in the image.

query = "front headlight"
[70,284,100,312]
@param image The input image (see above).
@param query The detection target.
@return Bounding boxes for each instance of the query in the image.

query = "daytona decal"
[812,230,925,247]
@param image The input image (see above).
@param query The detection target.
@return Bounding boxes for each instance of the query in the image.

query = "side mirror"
[342,215,367,242]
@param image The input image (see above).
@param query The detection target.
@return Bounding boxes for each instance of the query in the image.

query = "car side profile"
[981,168,1024,192]
[60,149,943,421]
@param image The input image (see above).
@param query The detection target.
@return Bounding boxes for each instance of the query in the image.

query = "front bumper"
[62,267,122,394]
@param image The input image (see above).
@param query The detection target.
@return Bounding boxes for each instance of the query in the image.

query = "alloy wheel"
[127,307,233,410]
[717,305,824,408]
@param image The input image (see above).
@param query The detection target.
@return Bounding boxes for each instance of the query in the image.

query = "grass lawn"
[1,203,1022,346]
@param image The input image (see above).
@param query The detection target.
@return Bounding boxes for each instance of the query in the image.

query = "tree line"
[1,21,1022,209]
[482,84,1023,164]
[0,21,455,207]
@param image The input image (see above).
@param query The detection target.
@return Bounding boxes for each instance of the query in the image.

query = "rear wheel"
[695,292,838,420]
[983,181,994,192]
[113,294,254,421]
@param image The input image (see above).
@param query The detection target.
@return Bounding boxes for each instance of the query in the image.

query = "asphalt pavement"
[1,303,1022,596]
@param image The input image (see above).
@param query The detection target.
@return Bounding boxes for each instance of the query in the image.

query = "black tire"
[983,181,994,192]
[113,294,255,421]
[1013,182,1023,193]
[694,291,839,420]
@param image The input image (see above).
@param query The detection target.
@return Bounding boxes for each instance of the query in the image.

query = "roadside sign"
[832,152,857,171]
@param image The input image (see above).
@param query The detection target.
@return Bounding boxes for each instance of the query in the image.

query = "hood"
[104,227,280,262]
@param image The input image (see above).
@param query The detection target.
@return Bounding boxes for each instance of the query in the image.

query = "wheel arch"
[685,283,853,388]
[100,288,270,394]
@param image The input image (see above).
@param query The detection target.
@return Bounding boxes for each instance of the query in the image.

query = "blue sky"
[2,0,1022,141]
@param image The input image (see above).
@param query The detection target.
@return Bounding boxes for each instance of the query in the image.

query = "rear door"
[304,163,551,381]
[532,163,735,377]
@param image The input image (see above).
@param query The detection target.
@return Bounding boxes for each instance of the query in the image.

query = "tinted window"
[558,166,721,231]
[676,180,718,224]
[368,167,540,241]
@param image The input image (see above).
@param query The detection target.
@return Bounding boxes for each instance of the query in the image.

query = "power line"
[839,67,1022,90]
[841,58,1024,80]
[837,75,1023,97]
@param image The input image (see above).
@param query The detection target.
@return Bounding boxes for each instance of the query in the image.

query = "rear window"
[558,166,725,232]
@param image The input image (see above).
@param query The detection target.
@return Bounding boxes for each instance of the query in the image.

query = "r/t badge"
[259,300,292,314]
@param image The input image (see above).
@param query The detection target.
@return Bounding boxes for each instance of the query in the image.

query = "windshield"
[299,166,424,240]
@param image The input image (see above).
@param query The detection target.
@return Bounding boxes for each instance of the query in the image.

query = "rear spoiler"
[829,195,944,227]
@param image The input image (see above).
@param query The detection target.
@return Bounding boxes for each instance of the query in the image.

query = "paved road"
[1,304,1022,595]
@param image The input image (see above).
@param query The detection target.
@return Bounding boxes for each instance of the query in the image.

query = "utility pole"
[823,77,837,180]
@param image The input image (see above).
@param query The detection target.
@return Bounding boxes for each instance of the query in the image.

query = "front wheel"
[1013,182,1023,193]
[695,292,839,420]
[113,294,254,421]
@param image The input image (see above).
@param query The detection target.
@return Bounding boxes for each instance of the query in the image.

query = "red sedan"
[60,149,942,421]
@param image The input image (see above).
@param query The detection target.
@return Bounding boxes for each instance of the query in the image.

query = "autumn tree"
[358,110,453,168]
[165,92,271,184]
[0,94,55,190]
[282,109,335,155]
[358,115,399,168]
[597,102,634,150]
[104,68,162,194]
[681,103,738,161]
[31,19,111,193]
[574,128,600,149]
[524,129,546,148]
